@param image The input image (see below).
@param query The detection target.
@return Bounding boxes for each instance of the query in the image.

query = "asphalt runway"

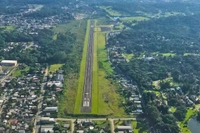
[81,20,94,113]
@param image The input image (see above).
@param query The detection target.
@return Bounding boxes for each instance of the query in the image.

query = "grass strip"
[92,20,98,114]
[74,20,90,114]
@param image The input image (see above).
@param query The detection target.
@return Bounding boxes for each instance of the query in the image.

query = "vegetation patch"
[92,21,98,114]
[96,31,126,117]
[120,17,149,22]
[0,26,16,30]
[49,64,63,73]
[74,20,90,114]
[12,66,29,77]
[131,121,148,133]
[98,6,124,16]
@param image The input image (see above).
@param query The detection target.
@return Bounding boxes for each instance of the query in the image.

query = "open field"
[74,20,90,114]
[0,26,16,30]
[120,17,149,22]
[92,21,98,114]
[58,74,79,117]
[152,77,179,89]
[49,64,63,73]
[53,20,83,34]
[28,4,43,10]
[12,66,29,77]
[96,31,126,116]
[122,53,134,61]
[99,6,124,16]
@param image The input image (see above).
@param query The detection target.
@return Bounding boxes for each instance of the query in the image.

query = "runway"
[81,20,94,113]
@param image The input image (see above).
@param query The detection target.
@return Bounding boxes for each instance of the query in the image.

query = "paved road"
[81,20,95,113]
[55,118,140,121]
[34,83,45,133]
[56,117,143,133]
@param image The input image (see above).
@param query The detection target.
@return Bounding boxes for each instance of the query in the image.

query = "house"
[63,124,70,129]
[40,117,55,124]
[116,125,133,132]
[43,107,58,112]
[40,125,54,133]
[18,130,25,133]
[56,74,64,81]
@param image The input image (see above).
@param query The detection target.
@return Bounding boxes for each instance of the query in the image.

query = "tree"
[174,106,187,121]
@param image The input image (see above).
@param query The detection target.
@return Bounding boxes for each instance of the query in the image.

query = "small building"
[116,125,133,132]
[43,107,58,112]
[1,60,17,66]
[40,125,54,133]
[40,117,55,124]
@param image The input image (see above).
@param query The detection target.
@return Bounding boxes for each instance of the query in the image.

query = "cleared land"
[12,66,29,77]
[120,17,149,22]
[95,30,126,117]
[74,20,90,114]
[49,64,63,73]
[92,20,98,114]
[99,6,124,16]
[0,26,16,30]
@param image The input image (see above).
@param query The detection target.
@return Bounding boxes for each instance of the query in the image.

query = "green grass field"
[58,74,79,117]
[0,26,16,31]
[162,53,176,57]
[96,31,126,117]
[74,20,90,114]
[49,64,63,73]
[99,6,123,16]
[12,66,29,77]
[92,20,98,114]
[120,17,149,22]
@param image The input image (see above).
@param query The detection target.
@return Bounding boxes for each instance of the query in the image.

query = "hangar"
[1,60,17,66]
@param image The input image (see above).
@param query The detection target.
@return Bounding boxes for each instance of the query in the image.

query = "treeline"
[24,6,73,19]
[0,29,75,65]
[99,2,200,17]
[108,15,200,54]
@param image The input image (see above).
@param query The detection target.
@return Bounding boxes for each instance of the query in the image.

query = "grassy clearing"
[97,31,126,117]
[122,53,134,61]
[120,17,149,22]
[49,64,63,73]
[98,6,124,16]
[53,20,82,33]
[152,77,179,89]
[74,20,90,114]
[162,53,176,57]
[144,90,161,97]
[93,120,111,129]
[170,107,177,113]
[92,21,98,114]
[12,66,29,77]
[0,26,16,30]
[132,121,148,133]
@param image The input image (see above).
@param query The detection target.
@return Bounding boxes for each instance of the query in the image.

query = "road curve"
[81,20,95,112]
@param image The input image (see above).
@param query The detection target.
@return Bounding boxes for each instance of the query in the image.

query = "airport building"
[1,60,17,66]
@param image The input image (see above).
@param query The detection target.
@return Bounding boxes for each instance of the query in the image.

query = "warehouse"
[1,60,17,66]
